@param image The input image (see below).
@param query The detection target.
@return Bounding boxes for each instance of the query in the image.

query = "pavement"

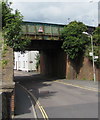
[55,79,99,92]
[14,83,38,119]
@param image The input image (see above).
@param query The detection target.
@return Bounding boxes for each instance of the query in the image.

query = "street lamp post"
[83,32,96,82]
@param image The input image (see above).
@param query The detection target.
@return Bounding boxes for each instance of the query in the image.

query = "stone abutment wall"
[40,49,66,78]
[66,56,100,81]
[0,46,14,119]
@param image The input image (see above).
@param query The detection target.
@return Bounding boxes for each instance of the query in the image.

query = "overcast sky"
[11,0,99,26]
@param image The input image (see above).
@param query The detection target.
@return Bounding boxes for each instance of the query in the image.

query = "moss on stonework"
[1,44,9,69]
[2,59,8,69]
[2,44,8,57]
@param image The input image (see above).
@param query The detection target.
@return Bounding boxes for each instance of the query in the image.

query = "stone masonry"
[0,45,15,119]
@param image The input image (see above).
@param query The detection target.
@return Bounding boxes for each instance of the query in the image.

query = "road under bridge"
[21,21,95,78]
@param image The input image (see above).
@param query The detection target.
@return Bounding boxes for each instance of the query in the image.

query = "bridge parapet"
[22,21,64,40]
[21,21,95,41]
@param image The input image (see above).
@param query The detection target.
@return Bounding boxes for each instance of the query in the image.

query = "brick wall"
[66,57,100,81]
[40,50,66,78]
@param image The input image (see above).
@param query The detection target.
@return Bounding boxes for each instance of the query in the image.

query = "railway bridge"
[22,21,66,78]
[1,21,95,89]
[21,21,94,78]
[1,21,95,119]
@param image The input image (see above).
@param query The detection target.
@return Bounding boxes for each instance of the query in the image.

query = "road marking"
[29,91,49,120]
[28,95,37,119]
[54,80,99,92]
[40,105,49,119]
[18,84,49,120]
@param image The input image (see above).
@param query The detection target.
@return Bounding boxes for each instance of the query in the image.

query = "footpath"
[56,79,99,92]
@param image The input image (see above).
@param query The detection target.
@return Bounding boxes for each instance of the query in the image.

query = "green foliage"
[2,59,8,68]
[61,21,89,60]
[2,44,8,57]
[93,27,100,68]
[2,1,30,51]
[0,31,3,48]
[0,40,3,48]
[93,26,100,46]
[35,53,40,70]
[82,78,87,80]
[86,26,100,68]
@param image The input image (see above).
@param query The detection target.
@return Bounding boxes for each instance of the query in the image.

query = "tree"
[2,1,30,51]
[61,21,89,60]
[93,26,100,46]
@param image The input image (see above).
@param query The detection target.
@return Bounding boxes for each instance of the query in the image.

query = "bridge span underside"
[26,40,66,78]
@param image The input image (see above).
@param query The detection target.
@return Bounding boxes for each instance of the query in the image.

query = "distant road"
[14,70,99,119]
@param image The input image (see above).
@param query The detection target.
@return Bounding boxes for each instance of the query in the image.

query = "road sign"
[38,27,43,33]
[94,56,98,59]
[89,52,93,56]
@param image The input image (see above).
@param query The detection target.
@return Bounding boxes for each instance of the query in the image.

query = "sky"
[10,0,99,27]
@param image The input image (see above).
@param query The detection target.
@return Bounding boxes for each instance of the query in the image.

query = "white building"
[14,51,39,72]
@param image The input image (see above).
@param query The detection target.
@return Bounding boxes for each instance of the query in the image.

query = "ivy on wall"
[61,21,100,68]
[61,21,89,61]
[85,26,100,68]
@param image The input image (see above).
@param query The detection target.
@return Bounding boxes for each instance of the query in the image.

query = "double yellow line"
[55,80,99,92]
[36,101,49,120]
[18,84,49,120]
[29,91,49,120]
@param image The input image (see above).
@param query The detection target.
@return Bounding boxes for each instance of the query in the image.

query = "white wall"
[14,51,39,72]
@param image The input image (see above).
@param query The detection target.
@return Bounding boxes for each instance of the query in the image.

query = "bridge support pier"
[40,49,66,78]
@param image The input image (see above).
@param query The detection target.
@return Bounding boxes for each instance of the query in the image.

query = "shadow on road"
[14,70,99,119]
[14,84,32,116]
[14,71,57,117]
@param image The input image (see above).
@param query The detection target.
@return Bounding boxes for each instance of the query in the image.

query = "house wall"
[14,51,39,72]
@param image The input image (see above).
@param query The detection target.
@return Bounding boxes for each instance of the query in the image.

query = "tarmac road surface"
[14,70,99,119]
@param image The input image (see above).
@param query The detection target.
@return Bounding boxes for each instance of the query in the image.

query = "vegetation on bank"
[85,26,100,68]
[61,21,100,68]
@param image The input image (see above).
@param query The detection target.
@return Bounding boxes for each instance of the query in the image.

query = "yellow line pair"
[37,103,49,120]
[55,80,99,92]
[19,84,49,120]
[29,92,49,120]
